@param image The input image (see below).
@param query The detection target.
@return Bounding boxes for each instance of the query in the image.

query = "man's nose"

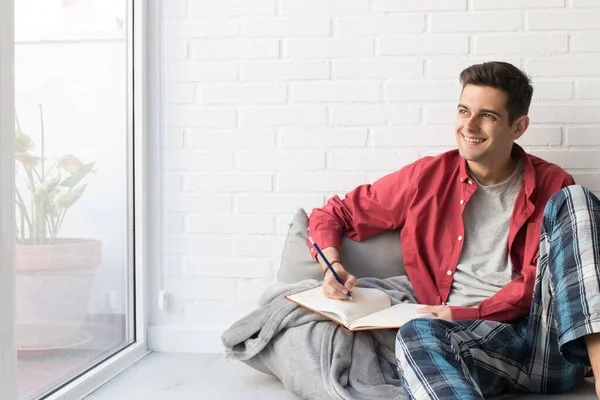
[464,116,479,132]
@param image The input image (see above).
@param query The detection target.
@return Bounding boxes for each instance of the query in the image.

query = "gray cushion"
[277,208,405,283]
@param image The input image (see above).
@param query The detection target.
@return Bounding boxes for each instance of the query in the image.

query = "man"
[307,61,600,399]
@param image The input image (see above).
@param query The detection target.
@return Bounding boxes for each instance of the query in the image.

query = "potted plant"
[15,106,101,351]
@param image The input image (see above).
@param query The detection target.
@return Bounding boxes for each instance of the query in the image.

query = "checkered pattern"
[396,185,600,399]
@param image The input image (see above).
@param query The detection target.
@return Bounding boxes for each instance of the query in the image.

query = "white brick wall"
[151,0,600,353]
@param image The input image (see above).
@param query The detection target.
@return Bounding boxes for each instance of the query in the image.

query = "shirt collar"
[458,143,537,201]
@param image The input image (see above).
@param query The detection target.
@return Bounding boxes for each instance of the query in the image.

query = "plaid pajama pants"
[396,185,600,399]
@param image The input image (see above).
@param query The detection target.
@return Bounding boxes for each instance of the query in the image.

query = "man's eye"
[458,109,468,115]
[483,113,495,120]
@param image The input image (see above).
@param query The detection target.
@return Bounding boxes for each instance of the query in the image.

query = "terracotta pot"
[15,238,102,349]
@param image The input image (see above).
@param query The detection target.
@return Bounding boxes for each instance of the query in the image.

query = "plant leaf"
[15,129,36,152]
[58,162,96,188]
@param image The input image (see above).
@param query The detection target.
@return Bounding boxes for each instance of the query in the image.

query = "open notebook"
[285,286,433,331]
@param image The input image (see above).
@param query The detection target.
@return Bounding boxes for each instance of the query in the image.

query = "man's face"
[455,84,521,168]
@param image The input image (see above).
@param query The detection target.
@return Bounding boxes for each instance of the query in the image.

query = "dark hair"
[459,61,533,125]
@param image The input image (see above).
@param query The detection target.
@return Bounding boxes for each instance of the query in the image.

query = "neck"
[467,156,518,186]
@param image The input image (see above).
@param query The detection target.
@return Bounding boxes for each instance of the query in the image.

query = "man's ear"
[512,115,529,141]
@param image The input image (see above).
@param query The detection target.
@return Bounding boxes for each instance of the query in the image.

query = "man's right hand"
[317,247,357,300]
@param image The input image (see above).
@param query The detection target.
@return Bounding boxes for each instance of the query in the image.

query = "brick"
[386,82,460,101]
[529,106,600,123]
[163,18,238,38]
[237,194,324,214]
[200,84,287,104]
[236,279,274,304]
[189,0,275,16]
[243,17,330,37]
[424,105,459,124]
[379,36,469,55]
[276,214,296,236]
[572,174,600,191]
[329,152,420,171]
[166,83,195,104]
[516,126,562,146]
[566,127,600,145]
[165,40,188,59]
[432,12,522,32]
[279,128,368,148]
[336,16,425,36]
[528,10,600,29]
[277,173,368,192]
[184,258,272,278]
[333,59,422,79]
[183,303,260,325]
[166,107,236,127]
[571,0,600,5]
[236,152,325,171]
[165,129,185,148]
[475,34,567,54]
[373,127,456,147]
[428,58,522,78]
[234,236,285,257]
[528,151,600,169]
[374,0,466,11]
[286,39,374,58]
[165,235,233,257]
[188,129,276,150]
[166,61,238,82]
[576,81,600,99]
[574,33,600,52]
[163,0,186,18]
[526,58,600,76]
[532,81,573,100]
[165,194,232,213]
[291,82,380,102]
[179,278,237,300]
[189,215,274,234]
[242,61,329,81]
[165,172,184,192]
[330,106,421,126]
[166,215,184,234]
[473,0,564,9]
[191,40,279,60]
[187,174,272,193]
[164,150,234,171]
[239,106,327,126]
[280,0,370,15]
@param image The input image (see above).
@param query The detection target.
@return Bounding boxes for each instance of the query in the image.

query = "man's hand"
[323,263,357,300]
[417,305,452,320]
[317,247,357,300]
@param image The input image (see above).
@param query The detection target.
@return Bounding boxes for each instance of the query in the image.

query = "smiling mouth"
[461,133,486,144]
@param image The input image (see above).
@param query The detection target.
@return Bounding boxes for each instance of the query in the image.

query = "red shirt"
[308,144,575,322]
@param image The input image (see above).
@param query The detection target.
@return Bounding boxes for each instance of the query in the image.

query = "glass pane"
[14,1,133,398]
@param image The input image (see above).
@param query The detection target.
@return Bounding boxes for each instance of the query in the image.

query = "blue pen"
[309,236,354,301]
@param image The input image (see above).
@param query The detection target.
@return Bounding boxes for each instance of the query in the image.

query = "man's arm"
[307,162,419,260]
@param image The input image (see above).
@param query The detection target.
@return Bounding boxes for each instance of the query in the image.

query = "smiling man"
[307,62,600,399]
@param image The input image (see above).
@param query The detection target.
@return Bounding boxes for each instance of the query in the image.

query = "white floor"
[87,353,598,400]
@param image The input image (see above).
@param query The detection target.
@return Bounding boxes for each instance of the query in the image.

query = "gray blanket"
[221,276,418,400]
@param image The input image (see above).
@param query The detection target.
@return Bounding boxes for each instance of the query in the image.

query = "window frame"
[0,0,153,397]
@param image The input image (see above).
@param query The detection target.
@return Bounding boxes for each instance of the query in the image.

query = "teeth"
[463,135,484,144]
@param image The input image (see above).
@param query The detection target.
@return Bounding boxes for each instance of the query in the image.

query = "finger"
[417,306,434,314]
[324,275,349,299]
[345,274,357,290]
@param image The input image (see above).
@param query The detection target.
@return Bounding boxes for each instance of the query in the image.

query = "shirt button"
[468,181,473,185]
[447,270,452,276]
[458,235,463,241]
[460,199,464,205]
[460,178,464,182]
